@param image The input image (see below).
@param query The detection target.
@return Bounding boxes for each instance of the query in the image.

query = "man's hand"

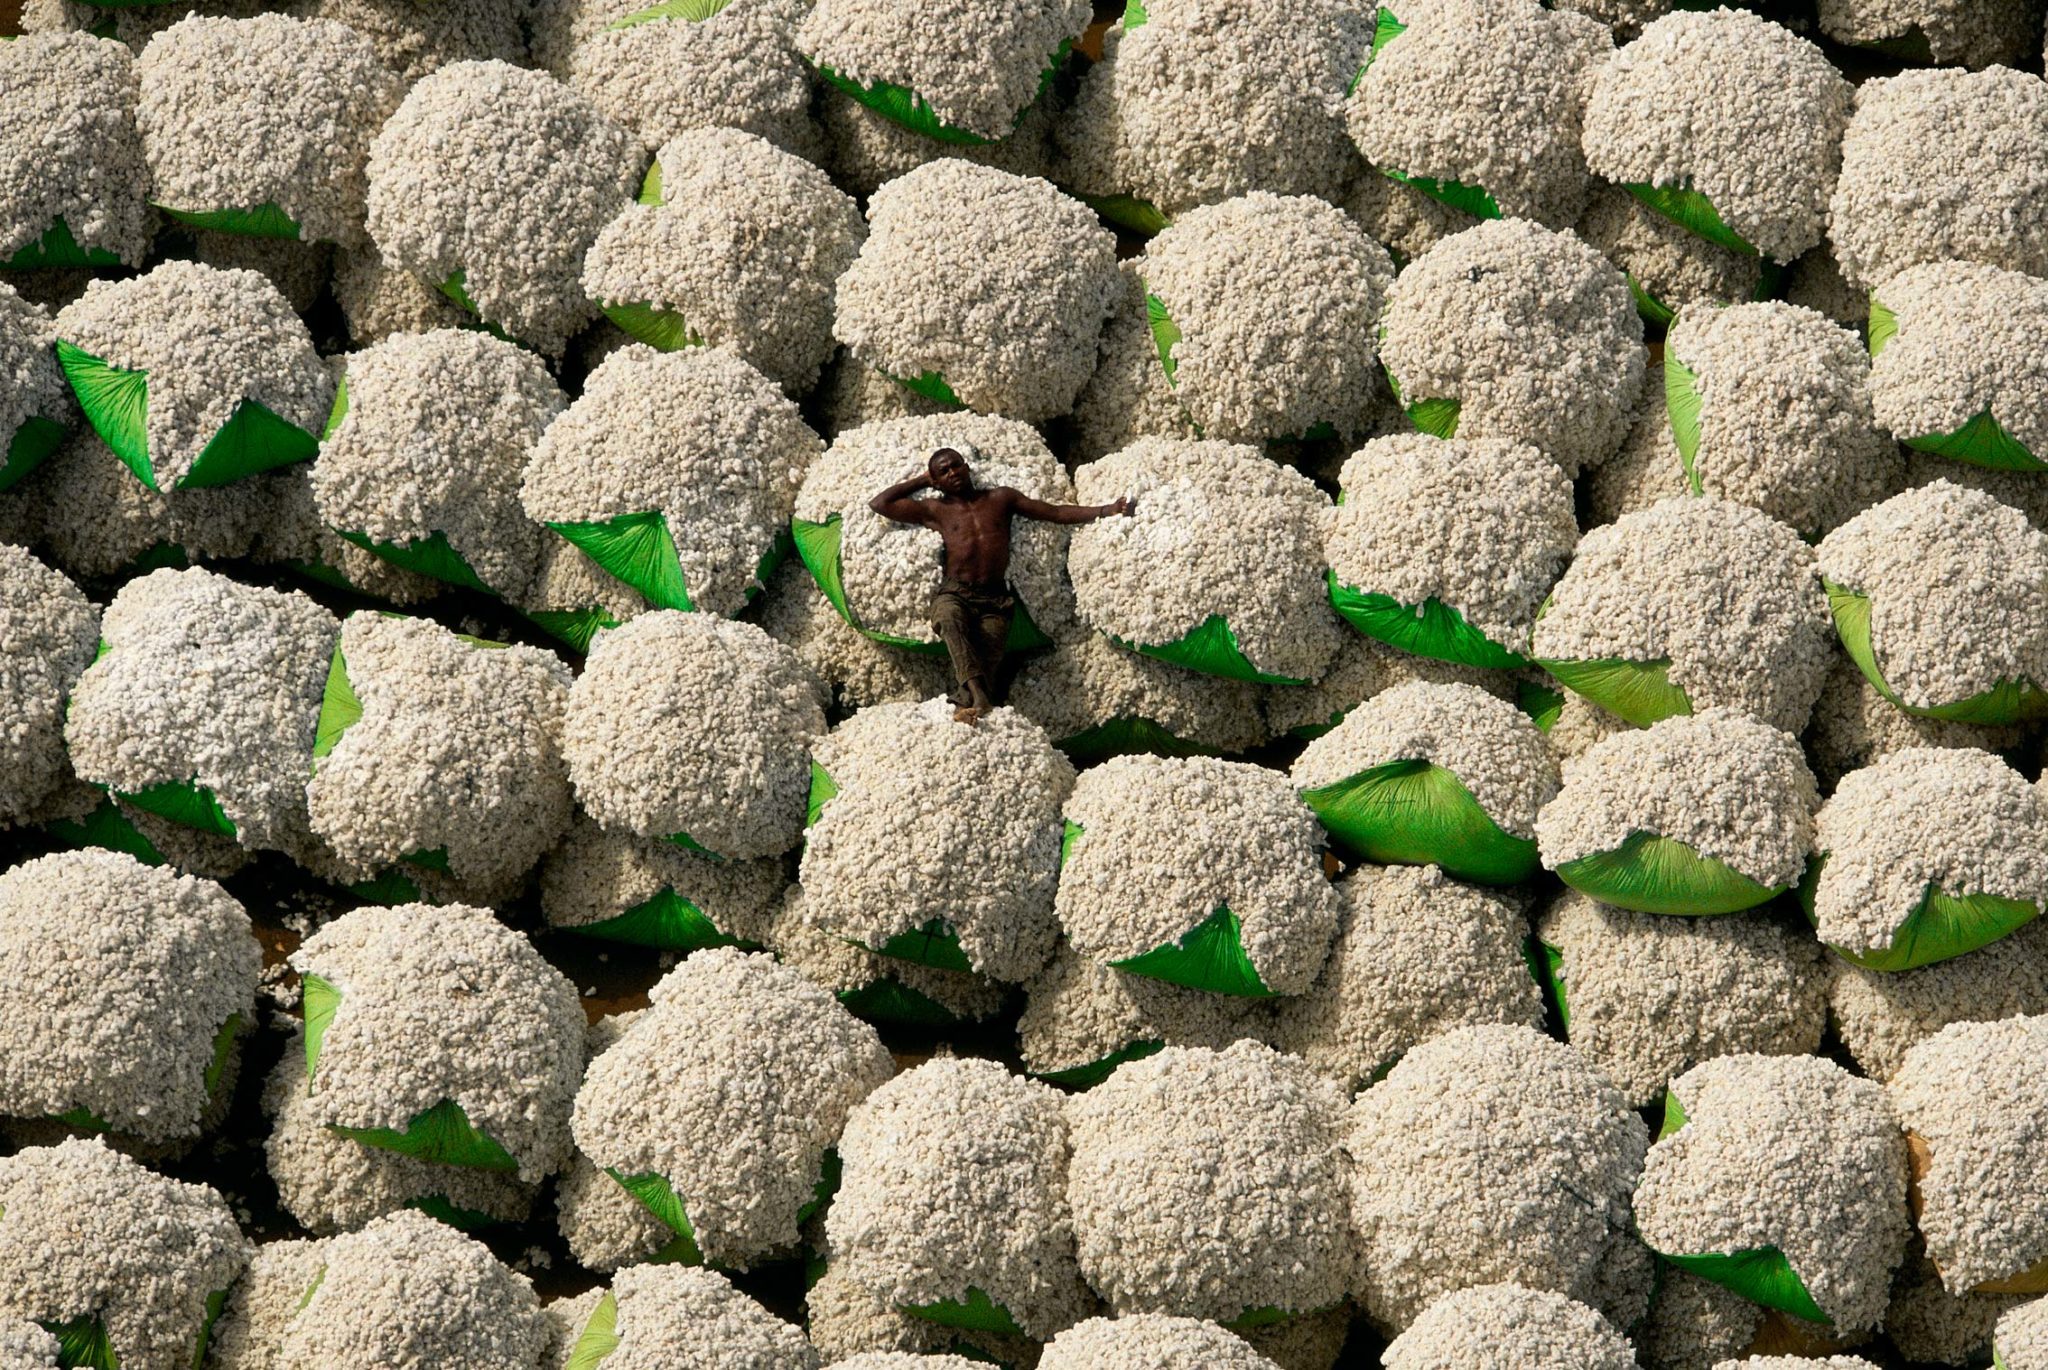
[1109,496,1134,517]
[870,475,936,522]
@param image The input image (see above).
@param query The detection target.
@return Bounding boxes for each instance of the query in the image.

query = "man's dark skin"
[872,447,1131,723]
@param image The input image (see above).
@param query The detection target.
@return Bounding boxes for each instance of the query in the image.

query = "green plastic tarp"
[547,515,785,615]
[1554,831,1786,916]
[1328,572,1528,669]
[1067,820,1274,994]
[1866,296,2043,470]
[155,201,301,240]
[1299,758,1538,885]
[567,888,762,953]
[1033,1038,1164,1089]
[4,217,124,270]
[1623,182,1759,257]
[1800,854,2040,973]
[54,339,318,489]
[1053,715,1220,764]
[0,415,67,492]
[905,1286,1026,1337]
[836,978,972,1028]
[1532,653,1693,728]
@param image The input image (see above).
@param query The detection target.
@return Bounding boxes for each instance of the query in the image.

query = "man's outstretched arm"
[869,476,937,524]
[1007,490,1133,524]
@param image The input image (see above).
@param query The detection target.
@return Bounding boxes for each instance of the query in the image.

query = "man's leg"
[972,603,1013,707]
[930,589,982,711]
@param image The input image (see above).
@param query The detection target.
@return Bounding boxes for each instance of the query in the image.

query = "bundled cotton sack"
[278,1210,549,1368]
[1378,218,1644,476]
[756,560,952,711]
[1018,940,1261,1085]
[0,544,95,826]
[796,0,1086,143]
[1534,893,1828,1108]
[764,884,1007,1029]
[365,60,641,355]
[1293,680,1556,885]
[1053,0,1370,230]
[1325,432,1576,669]
[523,344,820,615]
[1828,68,2048,292]
[1807,747,2048,973]
[832,162,1119,422]
[570,948,894,1269]
[306,612,574,900]
[0,284,72,492]
[564,0,821,157]
[65,568,337,855]
[314,329,563,598]
[53,262,331,490]
[1891,1016,2048,1296]
[540,814,787,951]
[802,699,1071,982]
[1576,184,1774,330]
[1536,710,1817,916]
[1272,863,1543,1094]
[0,1138,246,1370]
[0,34,152,270]
[273,0,529,84]
[1346,0,1611,230]
[546,1265,818,1370]
[1134,193,1394,443]
[1059,753,1338,996]
[1806,653,2025,795]
[1999,1299,2048,1369]
[0,850,256,1144]
[248,464,445,607]
[135,15,400,247]
[1531,497,1831,732]
[1661,302,1901,539]
[291,903,585,1182]
[790,414,1072,653]
[1581,10,1849,265]
[1383,1283,1639,1370]
[562,612,824,859]
[1828,919,2048,1083]
[510,536,649,655]
[1817,482,2048,724]
[1819,0,2039,69]
[1067,438,1341,684]
[1867,262,2048,473]
[826,1058,1092,1341]
[1038,1314,1283,1369]
[584,130,862,394]
[1637,1054,1910,1336]
[1066,1042,1352,1326]
[1346,1025,1653,1332]
[1008,630,1269,761]
[329,244,470,346]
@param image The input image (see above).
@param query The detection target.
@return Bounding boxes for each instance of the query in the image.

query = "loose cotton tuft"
[826,1057,1093,1341]
[522,344,821,617]
[563,611,825,859]
[1346,0,1611,230]
[1636,1054,1911,1335]
[314,328,564,599]
[0,1138,247,1370]
[53,261,332,491]
[0,850,257,1145]
[365,61,641,356]
[1038,1314,1284,1369]
[0,34,152,270]
[136,15,402,248]
[1531,497,1832,733]
[1535,893,1828,1108]
[306,611,574,900]
[1346,1025,1653,1332]
[1662,302,1901,539]
[1828,68,2048,292]
[584,129,864,394]
[1136,193,1394,443]
[570,948,894,1270]
[1581,10,1850,265]
[291,902,586,1183]
[0,544,95,826]
[1068,438,1342,684]
[803,699,1072,983]
[1060,753,1339,997]
[1326,432,1577,666]
[1378,218,1644,476]
[1998,1299,2048,1369]
[1066,1042,1353,1324]
[1382,1283,1639,1370]
[832,163,1120,422]
[1272,863,1544,1095]
[1866,261,2048,472]
[0,1322,55,1370]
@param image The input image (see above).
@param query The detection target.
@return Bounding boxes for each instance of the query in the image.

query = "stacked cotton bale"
[0,284,72,492]
[545,1266,818,1369]
[1866,262,2048,473]
[1827,918,2048,1084]
[1575,185,1771,329]
[755,560,952,711]
[0,34,153,272]
[365,61,641,355]
[1006,630,1270,762]
[0,544,95,827]
[1381,1284,1639,1370]
[1818,0,2041,69]
[763,885,1008,1028]
[1017,940,1264,1085]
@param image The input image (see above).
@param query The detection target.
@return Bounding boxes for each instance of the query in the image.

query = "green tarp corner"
[571,889,759,953]
[1300,757,1538,885]
[871,918,974,973]
[906,1286,1027,1338]
[1534,654,1693,728]
[1115,613,1301,684]
[0,415,67,492]
[1623,182,1759,257]
[1827,581,2048,725]
[1554,830,1784,916]
[1328,574,1527,668]
[599,300,706,352]
[1111,905,1273,997]
[155,201,301,240]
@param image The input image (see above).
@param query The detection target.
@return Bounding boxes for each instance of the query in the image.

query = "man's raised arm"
[1007,490,1133,524]
[870,475,936,524]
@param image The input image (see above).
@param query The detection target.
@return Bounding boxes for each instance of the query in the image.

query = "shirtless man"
[871,446,1131,722]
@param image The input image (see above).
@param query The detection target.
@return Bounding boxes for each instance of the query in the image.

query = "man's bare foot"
[953,704,988,725]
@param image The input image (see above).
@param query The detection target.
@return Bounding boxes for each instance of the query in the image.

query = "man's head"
[929,447,974,495]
